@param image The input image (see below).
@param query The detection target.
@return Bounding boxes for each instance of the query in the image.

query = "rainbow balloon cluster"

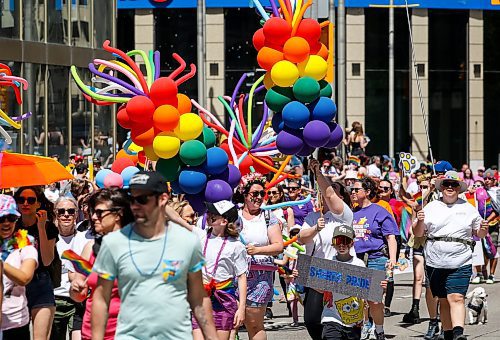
[94,157,140,189]
[252,0,343,156]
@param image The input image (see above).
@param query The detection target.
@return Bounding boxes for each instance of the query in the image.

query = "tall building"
[119,0,500,169]
[0,0,116,165]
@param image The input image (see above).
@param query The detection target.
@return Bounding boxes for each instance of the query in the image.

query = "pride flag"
[413,191,423,206]
[61,249,92,276]
[348,155,360,166]
[464,192,476,207]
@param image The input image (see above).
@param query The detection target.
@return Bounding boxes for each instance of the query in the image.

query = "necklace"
[128,224,168,277]
[203,230,228,279]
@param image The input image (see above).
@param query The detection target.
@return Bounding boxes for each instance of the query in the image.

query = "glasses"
[129,193,156,205]
[268,190,279,195]
[288,187,300,191]
[378,186,391,192]
[249,190,266,198]
[473,184,483,188]
[484,177,494,181]
[91,208,120,219]
[56,208,76,216]
[332,236,352,246]
[441,181,460,188]
[0,215,18,223]
[351,188,364,193]
[15,197,37,205]
[419,185,429,189]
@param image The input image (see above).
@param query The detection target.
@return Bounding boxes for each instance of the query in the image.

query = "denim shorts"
[26,271,56,310]
[366,256,388,271]
[426,265,472,298]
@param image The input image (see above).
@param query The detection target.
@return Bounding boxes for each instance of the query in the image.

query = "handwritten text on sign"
[295,254,386,302]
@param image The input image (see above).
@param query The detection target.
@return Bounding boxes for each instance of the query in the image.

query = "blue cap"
[434,161,453,173]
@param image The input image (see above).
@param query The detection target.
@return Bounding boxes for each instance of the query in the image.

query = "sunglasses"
[15,197,37,205]
[288,187,300,191]
[351,188,364,193]
[420,185,429,189]
[268,190,279,195]
[91,208,120,219]
[56,208,76,216]
[441,181,460,188]
[472,184,483,188]
[0,215,18,223]
[484,177,495,181]
[129,193,157,205]
[332,236,353,246]
[249,190,266,198]
[378,186,391,192]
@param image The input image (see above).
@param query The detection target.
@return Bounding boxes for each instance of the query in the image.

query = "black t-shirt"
[16,219,59,273]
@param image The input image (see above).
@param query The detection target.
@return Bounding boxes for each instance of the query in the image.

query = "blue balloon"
[120,166,140,189]
[282,101,310,129]
[271,112,284,133]
[179,170,207,194]
[95,169,113,188]
[169,180,185,194]
[308,97,337,123]
[204,147,229,175]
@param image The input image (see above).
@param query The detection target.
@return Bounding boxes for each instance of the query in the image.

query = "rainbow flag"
[413,191,423,206]
[485,198,492,210]
[348,155,361,166]
[464,192,476,207]
[399,205,413,242]
[61,249,92,276]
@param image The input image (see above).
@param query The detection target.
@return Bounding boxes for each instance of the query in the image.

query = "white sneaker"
[471,276,482,284]
[369,327,377,340]
[486,276,494,284]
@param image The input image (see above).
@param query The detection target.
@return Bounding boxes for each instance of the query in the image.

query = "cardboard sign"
[398,152,419,176]
[295,254,386,302]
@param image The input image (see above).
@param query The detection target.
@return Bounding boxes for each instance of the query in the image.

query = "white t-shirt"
[192,228,248,282]
[2,246,38,331]
[239,210,279,267]
[423,199,482,269]
[321,256,366,327]
[406,181,419,196]
[367,164,381,179]
[301,203,355,259]
[55,231,93,297]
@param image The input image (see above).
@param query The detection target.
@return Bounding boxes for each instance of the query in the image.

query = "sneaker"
[290,321,299,327]
[486,275,494,284]
[384,307,391,317]
[424,321,440,340]
[368,327,376,340]
[361,321,373,340]
[264,307,273,320]
[402,308,421,324]
[374,330,386,340]
[471,276,482,284]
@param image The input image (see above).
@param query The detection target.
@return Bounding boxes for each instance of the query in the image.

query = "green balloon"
[197,127,216,148]
[156,156,182,182]
[319,80,333,98]
[265,86,294,112]
[293,77,320,103]
[179,140,207,166]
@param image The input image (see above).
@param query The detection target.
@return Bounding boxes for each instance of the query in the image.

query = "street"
[238,273,500,339]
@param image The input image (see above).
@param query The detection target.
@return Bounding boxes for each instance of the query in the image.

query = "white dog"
[466,287,488,325]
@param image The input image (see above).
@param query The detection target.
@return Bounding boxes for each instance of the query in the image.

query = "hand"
[416,210,425,222]
[233,307,245,327]
[308,159,320,173]
[316,217,325,232]
[286,207,294,216]
[70,277,88,296]
[480,220,489,231]
[292,269,299,278]
[36,210,48,229]
[380,279,388,290]
[246,243,259,255]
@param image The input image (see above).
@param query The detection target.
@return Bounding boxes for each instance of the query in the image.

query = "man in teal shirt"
[91,171,218,339]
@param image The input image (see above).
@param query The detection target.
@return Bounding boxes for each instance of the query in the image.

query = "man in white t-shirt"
[367,156,382,179]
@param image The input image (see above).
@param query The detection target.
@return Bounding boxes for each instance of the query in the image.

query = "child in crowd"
[191,200,248,340]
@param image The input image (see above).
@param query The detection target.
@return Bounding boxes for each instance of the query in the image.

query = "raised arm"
[309,159,345,215]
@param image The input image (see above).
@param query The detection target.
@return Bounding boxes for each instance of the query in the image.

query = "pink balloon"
[475,187,489,201]
[103,172,124,189]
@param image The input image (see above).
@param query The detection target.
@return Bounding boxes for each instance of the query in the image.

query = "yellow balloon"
[173,113,203,141]
[270,60,299,87]
[153,132,180,159]
[297,55,328,81]
[143,144,159,161]
[263,72,274,90]
[128,142,143,153]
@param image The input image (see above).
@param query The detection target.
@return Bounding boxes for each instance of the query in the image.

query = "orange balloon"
[263,72,274,89]
[257,47,284,71]
[316,43,329,60]
[153,105,180,131]
[131,125,156,147]
[116,149,139,164]
[283,37,310,63]
[177,93,192,114]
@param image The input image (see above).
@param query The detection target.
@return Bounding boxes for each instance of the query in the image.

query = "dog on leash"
[466,287,488,325]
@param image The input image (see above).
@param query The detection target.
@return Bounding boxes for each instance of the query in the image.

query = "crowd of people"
[0,131,499,340]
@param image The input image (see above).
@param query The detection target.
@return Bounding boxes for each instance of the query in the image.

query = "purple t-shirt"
[290,198,314,226]
[352,204,398,259]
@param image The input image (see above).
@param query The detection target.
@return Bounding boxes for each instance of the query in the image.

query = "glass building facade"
[0,0,116,165]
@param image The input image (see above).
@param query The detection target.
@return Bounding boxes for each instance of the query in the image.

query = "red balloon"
[295,18,322,45]
[131,125,156,147]
[153,105,180,131]
[117,106,132,129]
[149,77,178,107]
[111,157,135,174]
[253,28,266,51]
[253,156,274,175]
[239,155,254,176]
[263,17,291,46]
[219,139,246,155]
[126,96,155,123]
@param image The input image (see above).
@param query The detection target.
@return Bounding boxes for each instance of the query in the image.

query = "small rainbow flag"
[348,155,361,166]
[485,198,492,210]
[413,191,423,206]
[61,249,92,277]
[464,192,476,207]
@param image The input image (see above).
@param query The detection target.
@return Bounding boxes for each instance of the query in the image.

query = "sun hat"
[0,194,21,218]
[345,170,358,180]
[435,171,468,193]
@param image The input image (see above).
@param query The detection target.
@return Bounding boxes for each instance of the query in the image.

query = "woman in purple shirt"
[286,180,314,226]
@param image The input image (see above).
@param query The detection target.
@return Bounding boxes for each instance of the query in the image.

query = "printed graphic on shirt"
[334,296,364,325]
[162,260,183,283]
[353,217,371,241]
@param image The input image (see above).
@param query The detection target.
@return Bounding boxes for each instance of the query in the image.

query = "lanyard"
[203,231,228,279]
[128,224,168,277]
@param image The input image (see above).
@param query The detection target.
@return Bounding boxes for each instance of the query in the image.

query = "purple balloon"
[297,143,315,156]
[205,179,234,203]
[276,128,304,155]
[185,193,207,214]
[210,164,241,189]
[303,120,331,147]
[324,123,344,148]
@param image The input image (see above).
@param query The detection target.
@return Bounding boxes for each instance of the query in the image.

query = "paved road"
[238,273,500,339]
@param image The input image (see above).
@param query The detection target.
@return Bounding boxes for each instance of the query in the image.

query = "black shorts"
[426,265,472,298]
[322,322,361,340]
[26,271,56,310]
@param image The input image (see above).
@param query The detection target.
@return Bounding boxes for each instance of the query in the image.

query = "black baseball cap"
[129,171,168,194]
[332,224,355,240]
[206,200,239,223]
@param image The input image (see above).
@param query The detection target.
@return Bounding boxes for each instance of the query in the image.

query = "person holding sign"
[414,171,488,340]
[350,177,399,340]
